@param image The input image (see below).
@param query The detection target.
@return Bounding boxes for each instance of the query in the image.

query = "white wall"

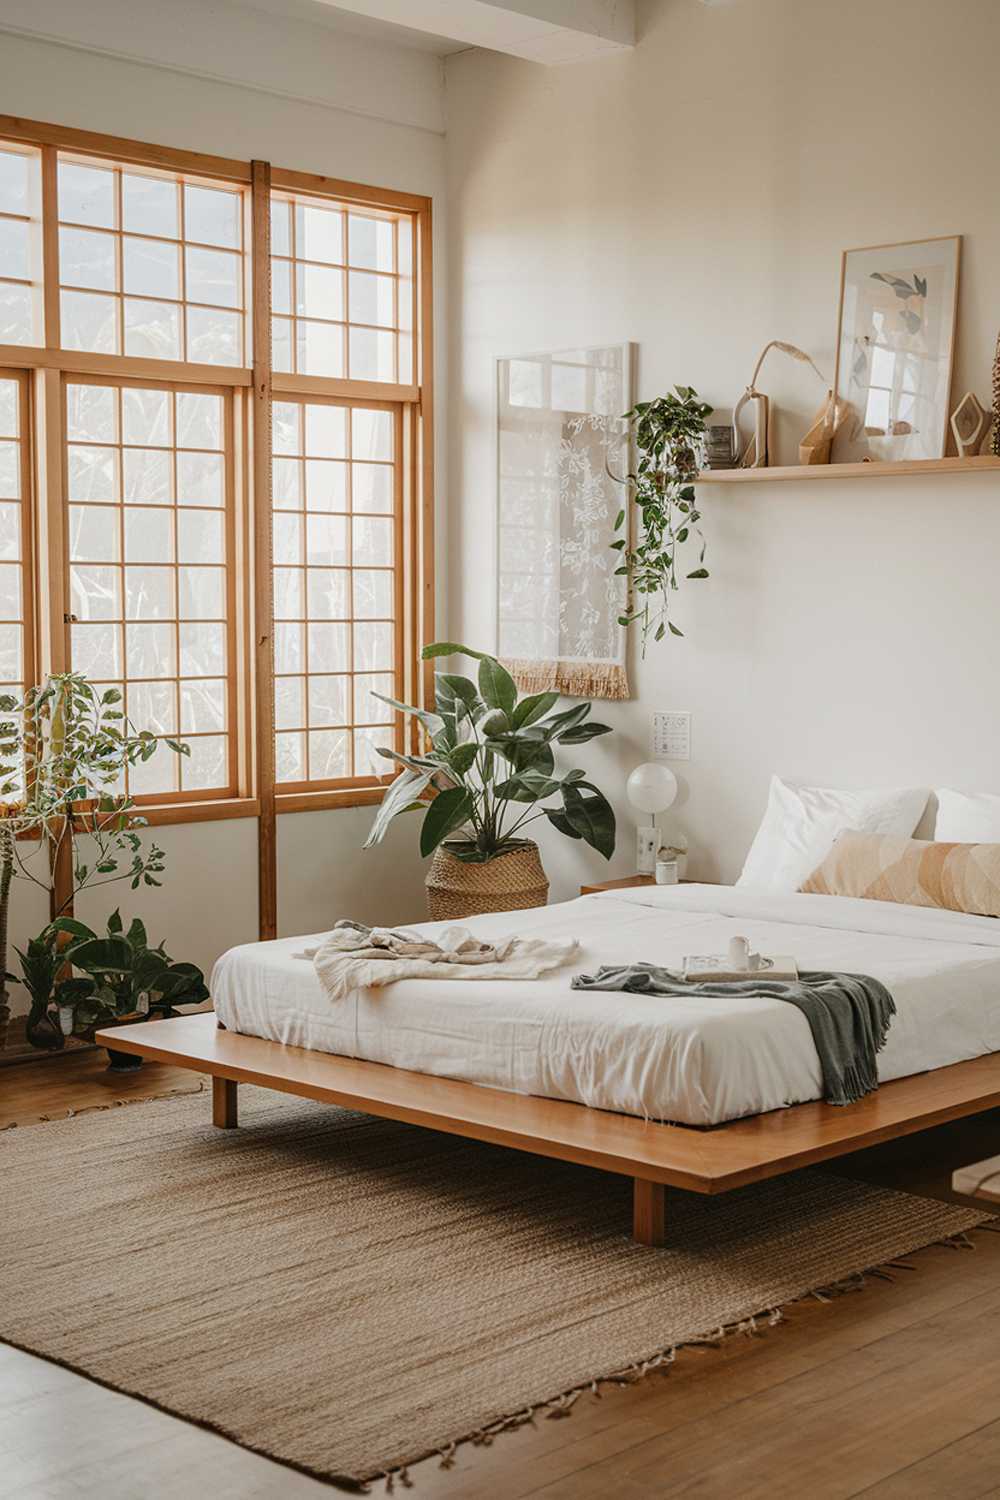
[0,8,446,1022]
[444,0,1000,900]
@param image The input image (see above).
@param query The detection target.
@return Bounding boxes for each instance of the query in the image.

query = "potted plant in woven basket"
[365,643,616,918]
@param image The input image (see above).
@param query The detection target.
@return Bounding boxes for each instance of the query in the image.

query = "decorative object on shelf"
[626,762,678,875]
[832,236,961,464]
[734,341,830,469]
[950,391,990,458]
[704,408,735,469]
[991,331,1000,457]
[364,642,616,918]
[655,854,678,886]
[0,674,199,1055]
[496,343,633,702]
[798,389,851,464]
[611,387,712,651]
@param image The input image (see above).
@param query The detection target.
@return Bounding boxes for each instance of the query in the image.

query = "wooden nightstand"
[580,874,702,895]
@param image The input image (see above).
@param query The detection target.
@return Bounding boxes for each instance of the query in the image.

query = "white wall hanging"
[495,343,633,701]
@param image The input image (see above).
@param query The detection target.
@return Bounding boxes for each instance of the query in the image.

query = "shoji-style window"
[0,110,433,900]
[57,157,247,364]
[0,371,33,720]
[272,396,400,788]
[0,143,42,345]
[270,191,414,383]
[65,377,236,798]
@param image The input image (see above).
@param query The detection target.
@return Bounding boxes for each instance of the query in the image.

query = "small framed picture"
[832,236,961,463]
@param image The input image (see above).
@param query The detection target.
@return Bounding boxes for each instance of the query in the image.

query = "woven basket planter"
[426,842,549,920]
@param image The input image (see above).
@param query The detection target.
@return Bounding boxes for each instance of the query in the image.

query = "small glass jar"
[655,856,678,886]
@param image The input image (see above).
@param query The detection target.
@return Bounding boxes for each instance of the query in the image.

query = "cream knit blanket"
[309,919,579,1002]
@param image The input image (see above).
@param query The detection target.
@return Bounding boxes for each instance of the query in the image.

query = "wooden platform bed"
[96,1012,1000,1247]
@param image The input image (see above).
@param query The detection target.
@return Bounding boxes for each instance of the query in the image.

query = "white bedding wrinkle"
[211,886,1000,1127]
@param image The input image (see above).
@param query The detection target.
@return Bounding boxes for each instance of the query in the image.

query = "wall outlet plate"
[652,711,691,760]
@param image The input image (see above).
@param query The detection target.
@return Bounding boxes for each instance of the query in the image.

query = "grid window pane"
[65,380,233,798]
[271,190,414,385]
[273,398,400,787]
[57,154,248,364]
[0,141,40,347]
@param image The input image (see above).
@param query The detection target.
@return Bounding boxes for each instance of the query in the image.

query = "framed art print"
[832,236,961,463]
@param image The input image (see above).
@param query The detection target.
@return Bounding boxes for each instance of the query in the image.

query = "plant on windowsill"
[611,386,713,653]
[364,642,616,918]
[0,674,207,1064]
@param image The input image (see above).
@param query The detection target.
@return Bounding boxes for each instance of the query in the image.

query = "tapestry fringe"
[503,658,630,702]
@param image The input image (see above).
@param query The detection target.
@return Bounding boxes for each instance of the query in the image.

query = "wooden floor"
[4,1053,1000,1499]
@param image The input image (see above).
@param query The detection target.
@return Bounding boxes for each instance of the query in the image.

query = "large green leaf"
[421,642,489,662]
[479,708,509,738]
[557,721,613,744]
[436,673,482,724]
[371,690,444,737]
[537,703,590,739]
[478,657,517,717]
[511,691,558,729]
[419,787,473,858]
[448,742,478,777]
[487,734,555,778]
[364,768,433,848]
[64,935,135,974]
[544,808,582,840]
[559,783,616,860]
[48,916,97,942]
[494,771,561,804]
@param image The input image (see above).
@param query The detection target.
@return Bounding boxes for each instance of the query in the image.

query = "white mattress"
[211,885,1000,1126]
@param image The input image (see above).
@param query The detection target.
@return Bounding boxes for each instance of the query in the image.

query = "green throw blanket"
[570,966,896,1107]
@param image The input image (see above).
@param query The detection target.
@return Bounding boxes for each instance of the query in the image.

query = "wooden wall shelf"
[698,455,1000,484]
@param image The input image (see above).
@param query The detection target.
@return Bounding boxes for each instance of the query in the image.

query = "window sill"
[275,786,387,814]
[129,797,261,828]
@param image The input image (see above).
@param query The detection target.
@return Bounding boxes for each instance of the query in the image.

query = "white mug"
[728,935,750,969]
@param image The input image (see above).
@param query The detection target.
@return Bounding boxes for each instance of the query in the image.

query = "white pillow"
[737,776,929,892]
[935,788,1000,843]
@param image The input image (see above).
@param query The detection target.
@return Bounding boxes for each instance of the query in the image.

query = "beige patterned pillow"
[801,830,1000,917]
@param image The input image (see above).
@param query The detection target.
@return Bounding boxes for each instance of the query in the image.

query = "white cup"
[728,935,750,969]
[655,858,678,885]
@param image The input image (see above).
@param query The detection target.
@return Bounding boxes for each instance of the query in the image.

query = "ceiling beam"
[320,0,636,63]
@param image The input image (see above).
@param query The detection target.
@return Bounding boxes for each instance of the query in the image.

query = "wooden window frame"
[0,115,434,938]
[0,367,38,713]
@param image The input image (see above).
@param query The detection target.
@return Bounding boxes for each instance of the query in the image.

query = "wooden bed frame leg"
[633,1178,667,1247]
[212,1076,238,1129]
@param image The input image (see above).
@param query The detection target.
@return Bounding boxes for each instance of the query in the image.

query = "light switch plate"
[652,711,691,760]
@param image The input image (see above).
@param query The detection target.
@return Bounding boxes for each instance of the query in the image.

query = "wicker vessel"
[426,841,549,920]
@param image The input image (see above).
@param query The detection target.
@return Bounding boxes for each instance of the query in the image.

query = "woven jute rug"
[1,1086,989,1489]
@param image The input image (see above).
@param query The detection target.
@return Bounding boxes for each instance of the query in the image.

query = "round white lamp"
[626,763,678,875]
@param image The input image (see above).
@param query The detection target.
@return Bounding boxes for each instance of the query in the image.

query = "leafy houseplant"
[0,673,194,1052]
[612,386,712,653]
[365,643,616,916]
[17,910,208,1071]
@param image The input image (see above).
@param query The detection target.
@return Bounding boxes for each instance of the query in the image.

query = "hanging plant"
[611,386,712,652]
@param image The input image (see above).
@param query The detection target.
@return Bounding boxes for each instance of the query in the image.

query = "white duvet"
[211,885,1000,1126]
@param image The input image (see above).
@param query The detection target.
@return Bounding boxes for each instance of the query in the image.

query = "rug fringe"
[379,1228,991,1492]
[1,1079,206,1131]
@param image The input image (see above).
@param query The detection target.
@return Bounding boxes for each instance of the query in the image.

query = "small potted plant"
[365,643,616,917]
[0,673,204,1061]
[17,911,208,1071]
